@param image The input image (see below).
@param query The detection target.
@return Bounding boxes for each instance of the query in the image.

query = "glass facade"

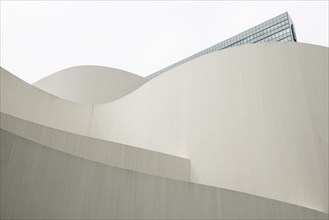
[146,12,297,80]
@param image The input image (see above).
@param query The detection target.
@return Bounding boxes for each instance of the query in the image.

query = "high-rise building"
[147,12,297,80]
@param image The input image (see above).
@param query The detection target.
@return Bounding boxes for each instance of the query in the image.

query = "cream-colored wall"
[33,65,147,104]
[1,42,328,212]
[90,43,328,212]
[0,70,189,181]
[0,68,92,136]
[2,129,328,219]
[0,113,190,181]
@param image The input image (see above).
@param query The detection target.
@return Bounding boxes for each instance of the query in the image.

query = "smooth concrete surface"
[1,67,93,136]
[0,112,189,181]
[1,129,328,219]
[1,42,328,212]
[90,43,329,212]
[33,65,147,104]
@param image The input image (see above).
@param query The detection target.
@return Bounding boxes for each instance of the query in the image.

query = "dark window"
[291,24,297,42]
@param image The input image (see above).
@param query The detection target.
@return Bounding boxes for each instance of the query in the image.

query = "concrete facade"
[1,42,328,219]
[0,112,190,181]
[1,129,328,219]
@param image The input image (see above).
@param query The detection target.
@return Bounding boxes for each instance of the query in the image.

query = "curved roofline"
[33,65,145,85]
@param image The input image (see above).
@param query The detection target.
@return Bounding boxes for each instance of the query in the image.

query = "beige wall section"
[1,43,328,213]
[0,68,92,136]
[1,129,328,219]
[0,113,190,181]
[90,43,328,212]
[33,65,147,104]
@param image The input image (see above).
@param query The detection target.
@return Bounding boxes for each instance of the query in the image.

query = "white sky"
[1,1,328,83]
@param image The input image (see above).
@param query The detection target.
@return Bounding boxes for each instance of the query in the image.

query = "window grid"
[147,12,294,80]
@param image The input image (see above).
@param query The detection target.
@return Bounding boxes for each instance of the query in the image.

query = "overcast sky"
[1,1,328,83]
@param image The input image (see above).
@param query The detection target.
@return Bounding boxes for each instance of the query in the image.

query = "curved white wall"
[0,113,190,181]
[1,42,328,212]
[33,65,147,104]
[90,43,328,212]
[1,67,93,135]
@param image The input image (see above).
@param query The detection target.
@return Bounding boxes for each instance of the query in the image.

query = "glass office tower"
[146,12,297,80]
